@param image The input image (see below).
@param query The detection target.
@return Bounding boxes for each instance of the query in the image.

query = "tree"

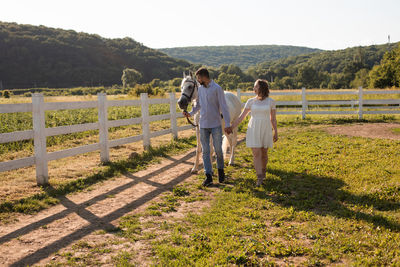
[216,73,240,90]
[276,76,295,89]
[296,65,322,88]
[121,68,142,88]
[327,73,347,89]
[3,90,11,98]
[350,68,370,88]
[170,78,182,87]
[128,83,153,96]
[149,78,161,88]
[368,44,400,88]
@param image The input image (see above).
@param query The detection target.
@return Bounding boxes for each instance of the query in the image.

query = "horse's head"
[177,71,198,111]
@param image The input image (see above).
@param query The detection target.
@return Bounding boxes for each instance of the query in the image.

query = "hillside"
[247,42,396,89]
[159,45,321,70]
[0,22,190,89]
[255,43,392,74]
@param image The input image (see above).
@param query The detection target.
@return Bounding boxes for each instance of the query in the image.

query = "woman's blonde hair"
[254,79,269,99]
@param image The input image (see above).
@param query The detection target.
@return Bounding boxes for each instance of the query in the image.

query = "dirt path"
[325,122,400,140]
[0,146,207,266]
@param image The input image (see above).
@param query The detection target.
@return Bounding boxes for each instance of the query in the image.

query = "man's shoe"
[218,169,225,183]
[202,173,213,187]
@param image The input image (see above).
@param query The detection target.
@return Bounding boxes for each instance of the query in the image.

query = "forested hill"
[247,42,397,89]
[159,45,322,69]
[255,43,392,74]
[0,22,190,89]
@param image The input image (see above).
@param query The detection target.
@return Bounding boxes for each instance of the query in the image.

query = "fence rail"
[237,87,400,119]
[1,87,400,185]
[0,92,191,185]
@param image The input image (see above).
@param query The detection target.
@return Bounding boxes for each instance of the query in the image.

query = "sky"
[1,0,399,51]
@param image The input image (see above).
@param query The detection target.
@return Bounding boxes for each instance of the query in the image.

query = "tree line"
[160,45,321,70]
[0,21,190,89]
[0,21,397,92]
[247,43,398,89]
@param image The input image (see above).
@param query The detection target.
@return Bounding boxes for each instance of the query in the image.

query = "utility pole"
[388,35,391,51]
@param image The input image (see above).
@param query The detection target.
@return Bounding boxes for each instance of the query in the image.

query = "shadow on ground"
[230,168,400,232]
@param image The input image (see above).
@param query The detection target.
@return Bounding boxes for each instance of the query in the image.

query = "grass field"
[1,92,400,266]
[149,126,400,266]
[38,114,400,266]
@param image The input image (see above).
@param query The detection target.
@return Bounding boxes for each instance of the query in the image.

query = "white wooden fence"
[1,87,399,185]
[237,87,400,119]
[0,92,192,185]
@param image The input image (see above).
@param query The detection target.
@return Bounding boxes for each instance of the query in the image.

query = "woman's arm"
[231,108,251,129]
[270,109,278,142]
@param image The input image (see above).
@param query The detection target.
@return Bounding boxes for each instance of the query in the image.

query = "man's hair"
[195,67,210,78]
[255,79,269,99]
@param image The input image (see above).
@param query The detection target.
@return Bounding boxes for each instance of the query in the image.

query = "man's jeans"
[200,126,224,175]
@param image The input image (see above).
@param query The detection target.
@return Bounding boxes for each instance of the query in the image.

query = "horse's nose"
[177,97,186,109]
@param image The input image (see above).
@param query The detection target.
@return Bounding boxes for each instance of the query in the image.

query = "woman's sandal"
[256,169,267,187]
[256,174,264,187]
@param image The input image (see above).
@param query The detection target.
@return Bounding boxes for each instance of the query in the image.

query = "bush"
[3,90,11,98]
[153,87,166,96]
[129,84,154,97]
[170,78,182,87]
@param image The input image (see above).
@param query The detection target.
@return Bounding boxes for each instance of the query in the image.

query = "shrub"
[129,84,154,97]
[3,90,11,98]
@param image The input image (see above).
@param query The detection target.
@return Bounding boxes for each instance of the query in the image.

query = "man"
[183,67,233,186]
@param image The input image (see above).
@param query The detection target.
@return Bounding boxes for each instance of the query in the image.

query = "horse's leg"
[192,126,201,174]
[229,127,238,165]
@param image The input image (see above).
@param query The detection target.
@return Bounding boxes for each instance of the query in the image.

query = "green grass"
[44,115,400,266]
[392,128,400,134]
[149,127,400,266]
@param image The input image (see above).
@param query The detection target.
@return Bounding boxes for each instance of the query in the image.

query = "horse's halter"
[181,78,198,127]
[181,79,197,102]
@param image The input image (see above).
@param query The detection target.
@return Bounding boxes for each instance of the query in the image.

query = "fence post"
[32,93,48,185]
[237,89,242,107]
[169,92,178,140]
[97,93,109,163]
[301,87,307,119]
[358,86,363,120]
[141,93,150,150]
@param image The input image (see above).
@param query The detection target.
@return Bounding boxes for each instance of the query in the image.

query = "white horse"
[177,71,242,174]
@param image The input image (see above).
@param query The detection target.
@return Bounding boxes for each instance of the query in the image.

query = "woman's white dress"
[244,97,276,148]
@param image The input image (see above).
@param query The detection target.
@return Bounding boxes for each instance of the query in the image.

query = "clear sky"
[1,0,399,50]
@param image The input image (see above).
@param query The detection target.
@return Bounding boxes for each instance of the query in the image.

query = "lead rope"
[184,110,198,127]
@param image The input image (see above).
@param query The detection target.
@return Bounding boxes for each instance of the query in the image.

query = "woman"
[231,79,278,186]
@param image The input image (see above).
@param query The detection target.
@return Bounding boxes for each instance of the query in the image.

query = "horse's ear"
[189,70,193,77]
[183,71,186,78]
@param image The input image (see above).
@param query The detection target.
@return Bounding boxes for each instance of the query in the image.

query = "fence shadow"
[234,168,400,232]
[1,149,197,267]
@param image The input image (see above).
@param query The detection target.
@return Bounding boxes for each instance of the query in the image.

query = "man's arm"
[188,100,201,117]
[217,87,231,127]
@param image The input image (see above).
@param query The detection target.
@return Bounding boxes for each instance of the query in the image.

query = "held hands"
[224,127,233,135]
[183,111,191,118]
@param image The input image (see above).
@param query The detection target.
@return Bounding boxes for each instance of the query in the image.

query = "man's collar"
[204,80,213,88]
